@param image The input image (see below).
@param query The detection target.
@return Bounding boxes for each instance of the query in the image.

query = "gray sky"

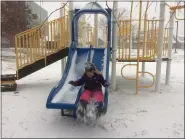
[35,1,184,36]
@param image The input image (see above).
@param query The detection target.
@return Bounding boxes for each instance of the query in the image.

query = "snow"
[1,47,184,138]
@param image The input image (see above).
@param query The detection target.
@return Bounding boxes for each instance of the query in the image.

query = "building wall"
[2,2,48,47]
[2,37,11,48]
[25,1,48,28]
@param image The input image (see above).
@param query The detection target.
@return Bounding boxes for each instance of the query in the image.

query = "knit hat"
[84,62,96,72]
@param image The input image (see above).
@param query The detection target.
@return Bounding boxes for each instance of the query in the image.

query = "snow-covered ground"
[1,48,184,138]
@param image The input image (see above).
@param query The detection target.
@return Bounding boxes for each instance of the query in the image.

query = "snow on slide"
[102,48,107,95]
[51,50,89,104]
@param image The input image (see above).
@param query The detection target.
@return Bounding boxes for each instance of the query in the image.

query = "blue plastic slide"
[46,2,111,118]
[46,43,110,118]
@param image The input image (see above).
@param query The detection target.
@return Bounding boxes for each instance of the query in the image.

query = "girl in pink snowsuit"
[69,62,108,117]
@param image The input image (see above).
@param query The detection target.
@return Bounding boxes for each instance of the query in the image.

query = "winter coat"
[72,73,107,91]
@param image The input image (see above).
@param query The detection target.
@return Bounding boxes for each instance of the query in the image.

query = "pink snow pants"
[79,89,103,103]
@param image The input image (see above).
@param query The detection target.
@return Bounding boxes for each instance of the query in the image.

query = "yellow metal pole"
[64,17,66,47]
[121,64,137,80]
[149,21,151,58]
[56,21,58,50]
[151,21,154,57]
[125,21,128,60]
[18,37,22,68]
[44,25,47,57]
[124,22,127,60]
[129,1,133,60]
[122,22,124,60]
[63,18,66,48]
[60,19,63,49]
[26,33,29,64]
[37,29,40,59]
[146,20,149,57]
[67,15,69,46]
[34,30,37,60]
[34,30,37,59]
[62,18,65,48]
[30,33,33,63]
[44,24,47,66]
[55,20,59,51]
[50,22,53,53]
[163,29,166,56]
[138,71,155,88]
[41,27,44,57]
[118,21,121,60]
[53,21,57,51]
[143,1,149,59]
[15,35,19,79]
[39,29,42,58]
[143,18,147,58]
[31,30,36,61]
[23,35,25,65]
[136,0,142,95]
[154,21,157,58]
[170,5,185,11]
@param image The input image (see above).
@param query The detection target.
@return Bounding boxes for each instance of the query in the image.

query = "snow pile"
[76,99,99,125]
[51,51,89,104]
[84,100,98,124]
[76,99,97,125]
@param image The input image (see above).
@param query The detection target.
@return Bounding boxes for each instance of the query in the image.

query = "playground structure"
[1,1,185,117]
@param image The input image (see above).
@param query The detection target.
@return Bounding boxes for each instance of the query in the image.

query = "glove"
[104,82,109,87]
[69,81,77,86]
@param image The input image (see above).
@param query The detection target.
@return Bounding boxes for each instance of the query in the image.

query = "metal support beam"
[111,1,118,91]
[175,20,178,53]
[165,10,175,84]
[155,1,166,92]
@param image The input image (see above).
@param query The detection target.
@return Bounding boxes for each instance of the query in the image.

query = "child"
[69,62,108,119]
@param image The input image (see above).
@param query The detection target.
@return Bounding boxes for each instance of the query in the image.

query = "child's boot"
[95,102,103,118]
[76,100,88,120]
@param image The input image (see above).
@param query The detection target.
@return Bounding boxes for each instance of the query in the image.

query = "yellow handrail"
[143,1,149,58]
[129,1,133,60]
[136,0,142,95]
[170,5,185,10]
[138,71,155,88]
[121,64,137,80]
[121,64,155,88]
[15,15,70,77]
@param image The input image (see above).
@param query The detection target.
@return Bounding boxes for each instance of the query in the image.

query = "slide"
[46,2,111,118]
[46,43,110,117]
